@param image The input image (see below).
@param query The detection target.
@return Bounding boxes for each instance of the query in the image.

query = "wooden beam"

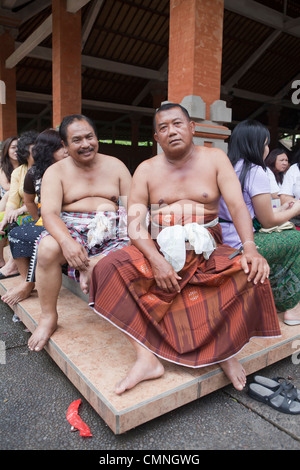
[81,0,104,50]
[224,0,300,38]
[66,0,91,13]
[6,15,52,69]
[18,0,52,25]
[82,55,164,80]
[15,90,155,115]
[15,41,165,81]
[224,30,282,91]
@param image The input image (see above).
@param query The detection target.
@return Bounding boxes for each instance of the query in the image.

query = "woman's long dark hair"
[0,136,18,183]
[32,128,63,180]
[264,148,288,184]
[228,119,270,190]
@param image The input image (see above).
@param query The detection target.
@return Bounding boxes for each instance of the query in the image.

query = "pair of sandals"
[248,376,300,415]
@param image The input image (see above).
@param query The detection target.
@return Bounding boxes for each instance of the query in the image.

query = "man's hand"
[60,238,90,272]
[150,253,182,293]
[239,245,270,285]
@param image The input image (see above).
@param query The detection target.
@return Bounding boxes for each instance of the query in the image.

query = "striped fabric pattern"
[89,222,281,368]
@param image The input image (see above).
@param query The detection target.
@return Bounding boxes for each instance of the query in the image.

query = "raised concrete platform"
[1,275,300,435]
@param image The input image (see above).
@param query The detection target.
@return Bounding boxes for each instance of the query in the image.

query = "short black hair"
[17,130,39,165]
[59,114,98,145]
[153,103,191,131]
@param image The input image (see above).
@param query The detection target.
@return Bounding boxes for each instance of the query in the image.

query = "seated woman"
[0,130,38,279]
[219,119,300,325]
[278,149,300,228]
[2,129,67,306]
[0,136,19,266]
[264,148,289,201]
[279,149,300,202]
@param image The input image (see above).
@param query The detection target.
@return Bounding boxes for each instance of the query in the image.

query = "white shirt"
[266,167,280,193]
[279,164,300,198]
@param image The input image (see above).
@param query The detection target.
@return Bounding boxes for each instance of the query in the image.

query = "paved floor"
[1,300,300,452]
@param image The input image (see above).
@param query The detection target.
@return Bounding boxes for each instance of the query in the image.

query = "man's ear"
[190,121,196,134]
[154,132,159,143]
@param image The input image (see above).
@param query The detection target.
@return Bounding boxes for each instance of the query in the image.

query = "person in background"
[219,119,300,326]
[264,148,289,201]
[0,136,19,213]
[0,130,38,279]
[1,129,67,307]
[279,148,300,203]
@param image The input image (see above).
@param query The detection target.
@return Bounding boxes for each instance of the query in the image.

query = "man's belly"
[62,197,118,213]
[150,199,217,219]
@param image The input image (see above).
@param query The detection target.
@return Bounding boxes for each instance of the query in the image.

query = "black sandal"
[253,375,300,402]
[248,382,300,415]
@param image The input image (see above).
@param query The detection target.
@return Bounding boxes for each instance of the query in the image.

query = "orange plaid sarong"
[89,220,281,368]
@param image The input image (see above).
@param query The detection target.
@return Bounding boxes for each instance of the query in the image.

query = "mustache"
[78,146,95,154]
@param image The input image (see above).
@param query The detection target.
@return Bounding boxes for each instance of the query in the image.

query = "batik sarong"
[89,214,281,368]
[28,207,129,282]
[254,229,300,312]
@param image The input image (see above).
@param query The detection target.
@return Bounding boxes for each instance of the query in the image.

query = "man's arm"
[217,153,269,284]
[128,162,181,292]
[40,165,89,271]
[118,161,132,211]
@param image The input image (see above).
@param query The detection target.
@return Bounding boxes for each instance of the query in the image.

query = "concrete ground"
[1,300,300,453]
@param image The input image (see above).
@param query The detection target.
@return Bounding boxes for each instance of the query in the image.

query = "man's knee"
[37,236,64,268]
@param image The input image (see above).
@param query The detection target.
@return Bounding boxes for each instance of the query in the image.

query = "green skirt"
[254,229,300,312]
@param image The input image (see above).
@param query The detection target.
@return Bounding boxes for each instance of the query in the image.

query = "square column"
[168,0,231,149]
[52,0,82,128]
[0,28,17,141]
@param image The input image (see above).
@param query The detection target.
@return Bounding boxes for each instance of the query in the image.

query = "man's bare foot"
[219,357,246,391]
[284,302,300,325]
[2,281,34,307]
[79,256,104,295]
[79,269,91,295]
[115,351,164,395]
[28,315,58,351]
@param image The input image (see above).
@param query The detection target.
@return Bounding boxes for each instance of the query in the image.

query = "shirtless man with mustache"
[28,114,132,352]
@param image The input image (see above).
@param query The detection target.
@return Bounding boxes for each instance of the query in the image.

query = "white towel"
[157,222,217,272]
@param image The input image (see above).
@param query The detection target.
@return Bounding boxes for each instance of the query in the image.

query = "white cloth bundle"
[157,222,217,272]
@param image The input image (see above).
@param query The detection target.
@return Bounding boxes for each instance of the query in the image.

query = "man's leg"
[28,236,66,352]
[2,257,33,306]
[114,337,165,395]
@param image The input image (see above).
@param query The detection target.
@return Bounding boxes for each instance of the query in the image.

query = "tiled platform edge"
[1,275,300,435]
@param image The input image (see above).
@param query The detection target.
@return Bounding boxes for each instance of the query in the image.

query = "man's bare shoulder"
[43,157,70,178]
[196,145,228,159]
[196,145,230,167]
[99,153,131,173]
[134,154,162,175]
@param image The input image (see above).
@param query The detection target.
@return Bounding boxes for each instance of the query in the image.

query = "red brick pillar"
[168,0,231,149]
[0,29,17,141]
[52,0,82,128]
